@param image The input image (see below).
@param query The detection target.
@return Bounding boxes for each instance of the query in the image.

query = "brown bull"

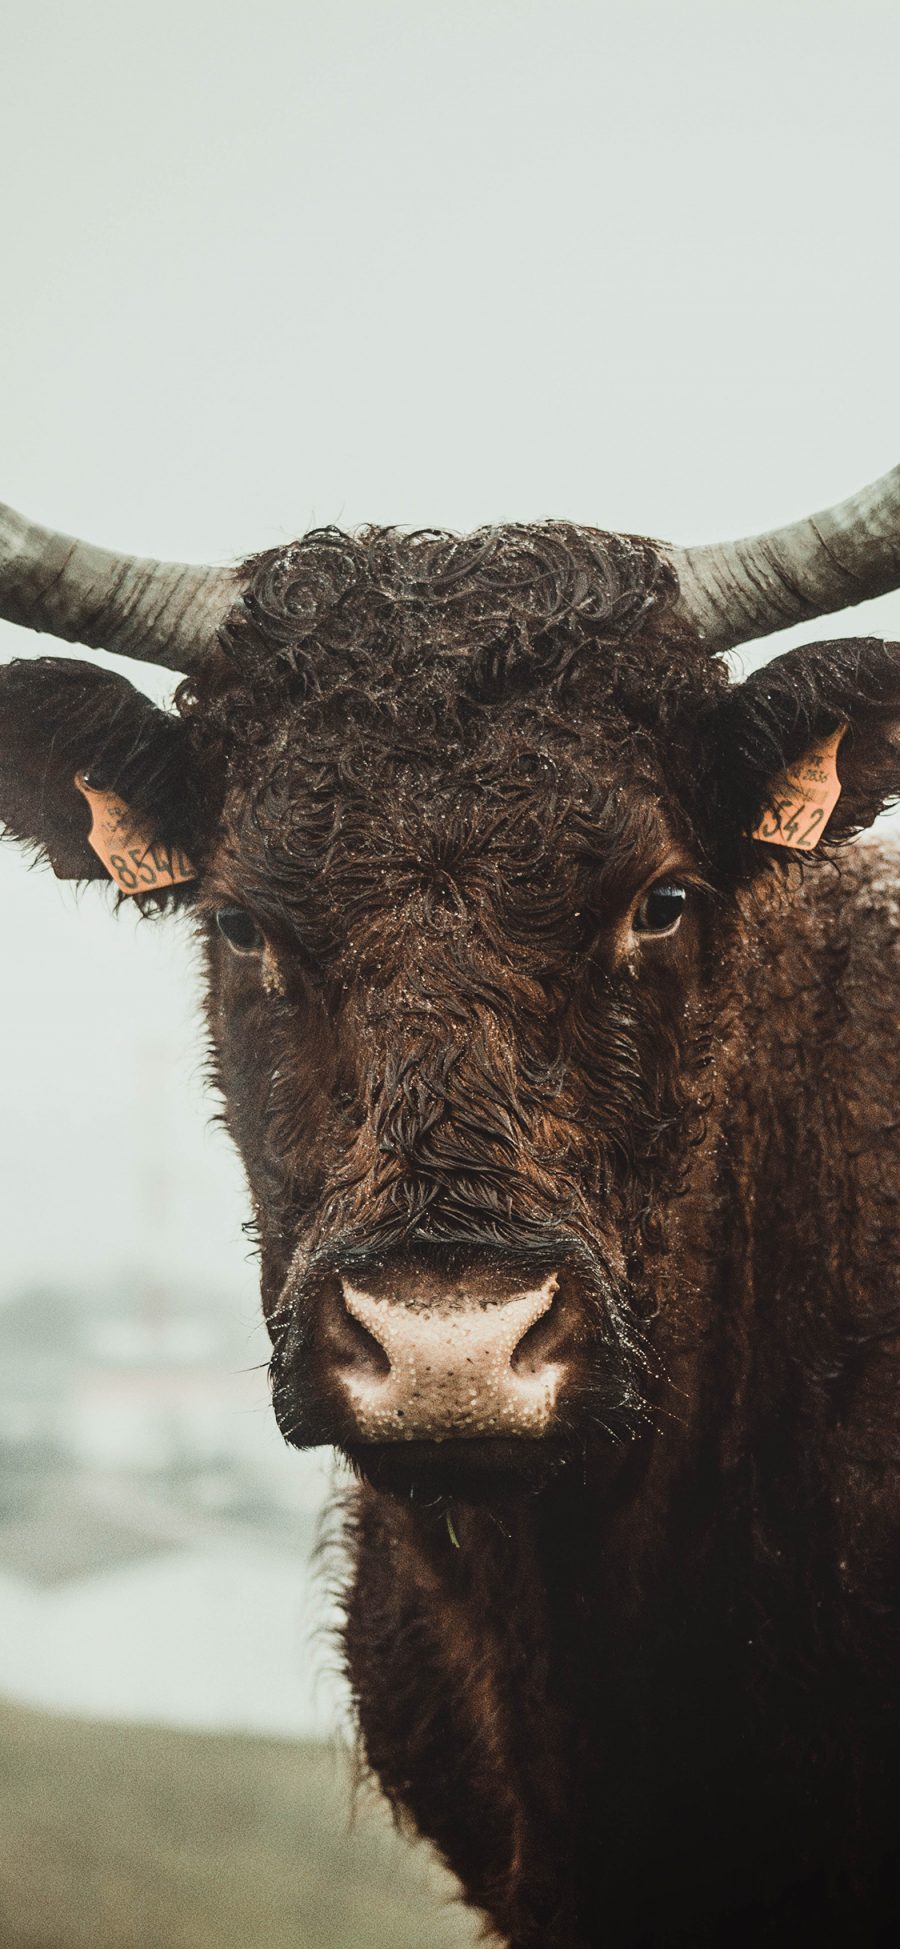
[2,472,900,1945]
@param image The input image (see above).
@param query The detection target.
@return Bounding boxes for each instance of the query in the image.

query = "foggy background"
[1,2,899,1942]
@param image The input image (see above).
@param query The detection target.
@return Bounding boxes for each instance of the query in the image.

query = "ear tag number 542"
[753,726,847,851]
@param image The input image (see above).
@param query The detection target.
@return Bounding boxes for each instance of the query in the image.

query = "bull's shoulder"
[781,842,900,1637]
[801,834,900,1033]
[828,831,900,938]
[793,837,900,1162]
[806,830,900,937]
[742,837,900,1090]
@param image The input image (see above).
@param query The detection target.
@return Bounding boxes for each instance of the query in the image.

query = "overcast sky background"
[2,0,900,1314]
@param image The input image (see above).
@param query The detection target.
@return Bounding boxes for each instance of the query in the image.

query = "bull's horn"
[669,463,900,653]
[0,502,237,672]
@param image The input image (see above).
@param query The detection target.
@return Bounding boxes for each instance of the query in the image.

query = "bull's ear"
[0,656,197,887]
[712,637,900,853]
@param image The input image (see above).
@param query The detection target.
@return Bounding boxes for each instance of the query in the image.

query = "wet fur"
[342,850,900,1946]
[2,522,900,1944]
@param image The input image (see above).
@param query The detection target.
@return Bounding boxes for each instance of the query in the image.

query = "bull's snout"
[333,1266,564,1441]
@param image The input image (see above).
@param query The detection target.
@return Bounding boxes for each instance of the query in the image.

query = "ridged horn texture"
[0,502,238,672]
[670,463,900,653]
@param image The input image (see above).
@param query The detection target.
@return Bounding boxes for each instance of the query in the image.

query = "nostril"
[326,1286,391,1379]
[510,1295,566,1378]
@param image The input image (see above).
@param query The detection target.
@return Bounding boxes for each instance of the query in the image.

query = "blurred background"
[1,1,899,1943]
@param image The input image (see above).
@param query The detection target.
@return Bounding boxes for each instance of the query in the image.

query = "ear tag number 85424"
[73,772,196,894]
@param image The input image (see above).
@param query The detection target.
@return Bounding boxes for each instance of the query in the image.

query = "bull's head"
[2,477,900,1498]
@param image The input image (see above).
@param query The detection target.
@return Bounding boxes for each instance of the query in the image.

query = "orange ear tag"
[753,725,847,851]
[74,773,196,894]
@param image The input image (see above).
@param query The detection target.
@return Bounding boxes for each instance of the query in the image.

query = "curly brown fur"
[2,520,900,1944]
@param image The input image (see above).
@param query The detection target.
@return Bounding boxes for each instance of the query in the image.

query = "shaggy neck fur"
[341,850,900,1948]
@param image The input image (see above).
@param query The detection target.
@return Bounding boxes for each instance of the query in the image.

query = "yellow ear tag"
[753,725,847,851]
[74,772,196,894]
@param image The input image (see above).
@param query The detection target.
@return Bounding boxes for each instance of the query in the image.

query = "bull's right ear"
[710,636,900,855]
[0,656,196,885]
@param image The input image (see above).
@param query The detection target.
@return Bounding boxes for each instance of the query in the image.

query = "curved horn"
[0,502,238,672]
[669,463,900,653]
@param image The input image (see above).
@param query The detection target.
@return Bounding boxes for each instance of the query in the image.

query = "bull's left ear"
[711,637,900,852]
[0,656,199,891]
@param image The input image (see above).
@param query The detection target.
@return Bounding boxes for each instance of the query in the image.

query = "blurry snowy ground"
[0,854,351,1737]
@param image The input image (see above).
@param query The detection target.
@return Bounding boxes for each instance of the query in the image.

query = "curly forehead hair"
[188,522,728,768]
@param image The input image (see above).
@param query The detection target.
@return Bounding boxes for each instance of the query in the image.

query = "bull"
[2,470,900,1946]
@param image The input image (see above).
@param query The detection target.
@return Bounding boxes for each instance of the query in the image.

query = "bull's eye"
[215,906,264,954]
[632,880,687,935]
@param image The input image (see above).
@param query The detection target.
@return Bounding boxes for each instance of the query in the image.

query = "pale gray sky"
[2,0,900,1305]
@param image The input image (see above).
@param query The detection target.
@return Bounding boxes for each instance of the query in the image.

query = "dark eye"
[215,906,264,954]
[633,881,687,935]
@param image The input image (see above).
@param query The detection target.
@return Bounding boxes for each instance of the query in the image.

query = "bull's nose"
[336,1269,564,1441]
